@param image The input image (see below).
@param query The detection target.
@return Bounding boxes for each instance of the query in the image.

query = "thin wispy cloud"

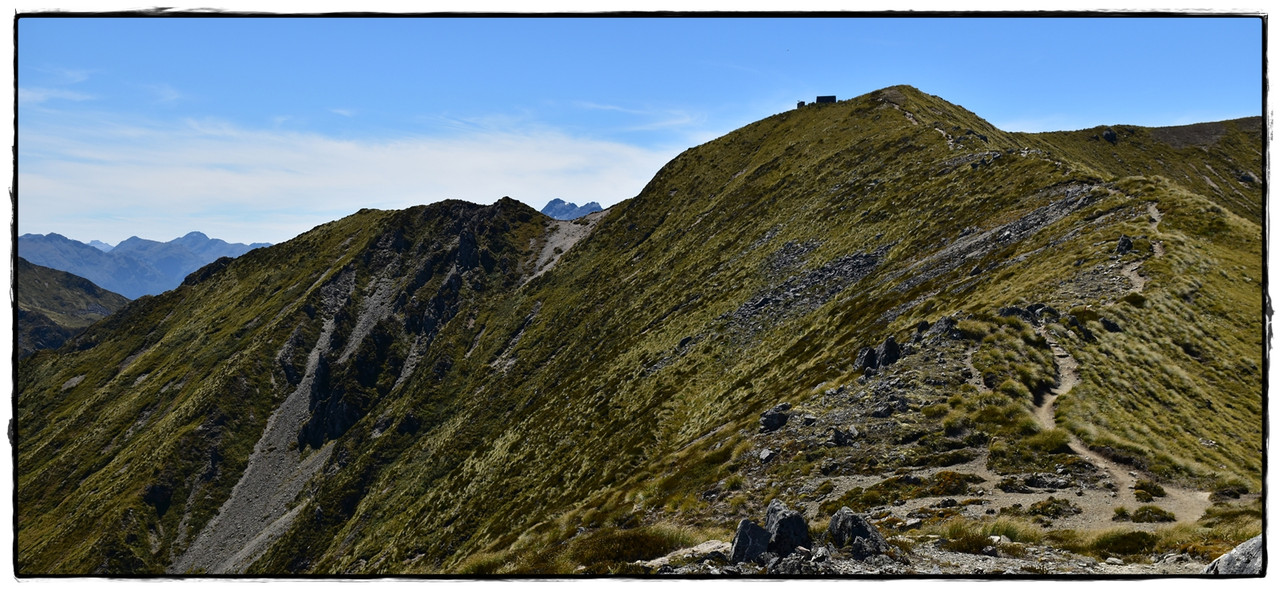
[146,83,184,104]
[572,101,703,133]
[18,87,95,104]
[19,114,680,244]
[329,108,355,117]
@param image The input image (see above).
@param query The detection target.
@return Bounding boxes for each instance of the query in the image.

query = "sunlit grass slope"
[16,86,1262,574]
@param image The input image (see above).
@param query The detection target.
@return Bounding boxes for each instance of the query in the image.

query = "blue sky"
[15,12,1265,245]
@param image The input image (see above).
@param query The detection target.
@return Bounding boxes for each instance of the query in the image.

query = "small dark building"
[816,95,837,103]
[797,100,806,108]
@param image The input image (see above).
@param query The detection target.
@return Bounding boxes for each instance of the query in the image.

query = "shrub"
[566,525,698,573]
[1209,480,1249,502]
[1028,497,1082,519]
[1134,490,1153,503]
[1090,530,1158,556]
[1132,506,1176,523]
[955,320,989,341]
[1134,480,1167,498]
[922,404,949,419]
[1112,507,1131,521]
[938,518,994,554]
[1025,429,1071,454]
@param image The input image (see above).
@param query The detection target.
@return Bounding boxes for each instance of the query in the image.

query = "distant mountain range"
[15,257,130,358]
[540,198,603,220]
[17,231,270,299]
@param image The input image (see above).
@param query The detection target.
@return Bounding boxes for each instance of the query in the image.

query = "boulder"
[729,519,771,564]
[875,335,901,367]
[1116,234,1134,255]
[828,506,890,559]
[759,404,790,432]
[998,306,1037,325]
[1203,534,1263,575]
[764,500,811,557]
[829,426,857,446]
[855,346,879,372]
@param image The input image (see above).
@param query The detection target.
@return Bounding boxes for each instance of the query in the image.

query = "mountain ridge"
[18,231,271,298]
[16,85,1263,575]
[15,257,131,359]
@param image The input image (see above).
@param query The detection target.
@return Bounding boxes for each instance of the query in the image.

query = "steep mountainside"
[18,231,270,298]
[15,257,131,358]
[16,86,1263,575]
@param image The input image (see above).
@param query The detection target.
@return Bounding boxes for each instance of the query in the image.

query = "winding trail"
[1029,204,1210,527]
[1118,202,1166,292]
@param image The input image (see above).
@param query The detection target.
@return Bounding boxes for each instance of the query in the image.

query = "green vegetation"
[15,257,131,358]
[819,471,984,515]
[1132,506,1177,523]
[15,86,1262,574]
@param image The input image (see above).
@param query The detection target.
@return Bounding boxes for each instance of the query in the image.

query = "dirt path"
[1118,203,1165,293]
[1033,332,1077,431]
[1035,327,1210,529]
[1148,202,1166,257]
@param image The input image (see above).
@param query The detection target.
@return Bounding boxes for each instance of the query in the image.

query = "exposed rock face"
[1203,535,1263,575]
[829,507,891,560]
[729,519,770,563]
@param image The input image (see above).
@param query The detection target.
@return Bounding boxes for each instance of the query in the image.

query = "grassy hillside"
[16,257,131,358]
[16,86,1262,575]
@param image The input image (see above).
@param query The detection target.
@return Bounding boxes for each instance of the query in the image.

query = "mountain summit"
[16,86,1262,575]
[541,198,604,220]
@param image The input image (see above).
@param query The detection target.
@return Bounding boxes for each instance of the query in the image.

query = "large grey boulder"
[1203,534,1263,575]
[764,499,811,557]
[729,519,770,563]
[759,403,791,432]
[875,335,901,367]
[829,506,890,559]
[855,347,879,372]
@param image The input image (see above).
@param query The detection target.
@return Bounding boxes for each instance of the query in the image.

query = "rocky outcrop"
[729,519,770,563]
[1203,535,1263,575]
[764,500,812,557]
[828,507,891,560]
[856,335,903,374]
